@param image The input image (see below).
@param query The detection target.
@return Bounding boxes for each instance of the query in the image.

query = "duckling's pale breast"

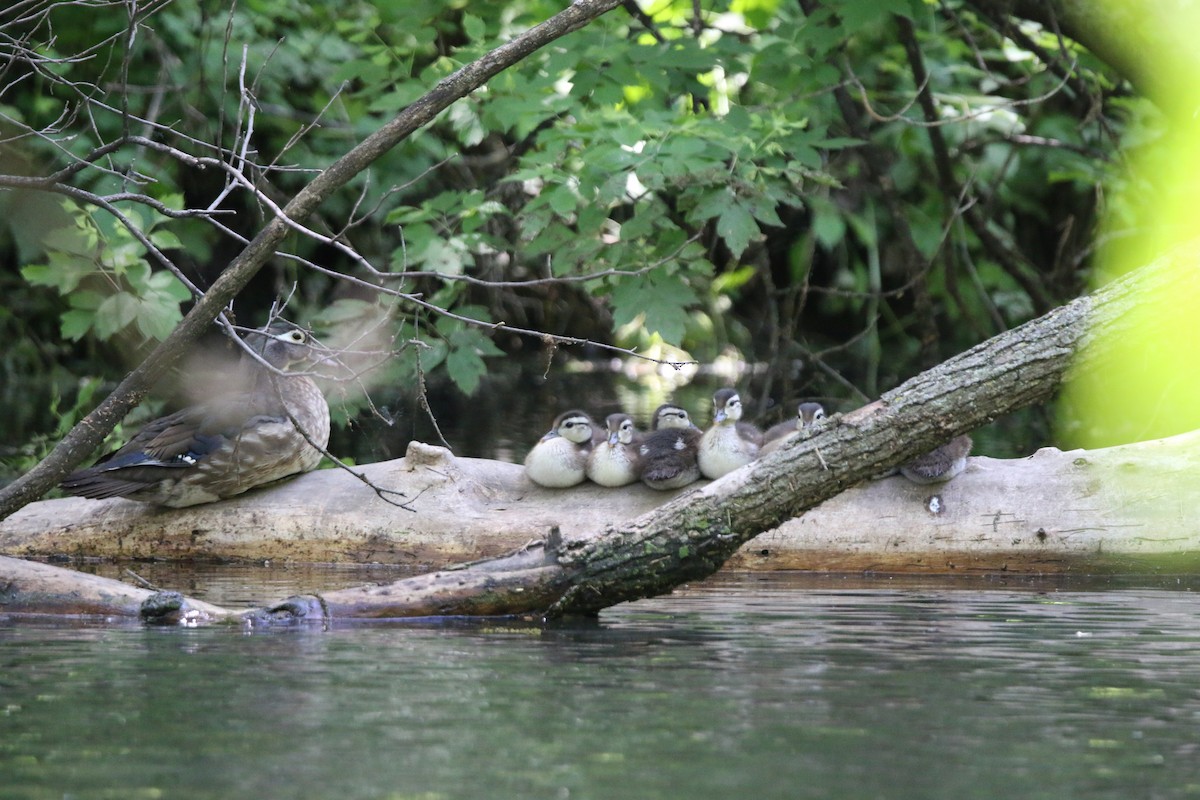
[525,437,589,488]
[698,425,759,479]
[586,441,640,487]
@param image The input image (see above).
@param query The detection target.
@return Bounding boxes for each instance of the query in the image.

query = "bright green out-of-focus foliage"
[1059,3,1200,448]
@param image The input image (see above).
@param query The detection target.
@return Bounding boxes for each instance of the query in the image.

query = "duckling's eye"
[280,329,306,344]
[814,409,826,420]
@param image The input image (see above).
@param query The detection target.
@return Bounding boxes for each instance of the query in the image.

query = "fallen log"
[3,428,1197,624]
[3,430,1199,575]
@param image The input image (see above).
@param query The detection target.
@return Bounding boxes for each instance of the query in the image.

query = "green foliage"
[21,202,191,343]
[1,0,1133,456]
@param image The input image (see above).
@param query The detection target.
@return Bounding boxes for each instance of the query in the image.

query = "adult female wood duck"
[60,322,331,507]
[638,403,702,490]
[698,388,763,479]
[523,410,600,488]
[586,413,642,487]
[760,401,826,457]
[900,434,972,484]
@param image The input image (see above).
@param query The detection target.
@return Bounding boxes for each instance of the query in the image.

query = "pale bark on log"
[4,431,1199,575]
[2,252,1197,624]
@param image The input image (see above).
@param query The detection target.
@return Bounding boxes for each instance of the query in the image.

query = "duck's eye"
[279,329,306,344]
[814,409,826,419]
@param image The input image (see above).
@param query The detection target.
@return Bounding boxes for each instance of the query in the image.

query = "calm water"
[3,571,1200,800]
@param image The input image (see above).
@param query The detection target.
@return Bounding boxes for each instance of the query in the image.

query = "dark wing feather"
[60,390,285,499]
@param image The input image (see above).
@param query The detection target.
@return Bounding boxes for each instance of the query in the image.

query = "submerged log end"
[140,590,226,626]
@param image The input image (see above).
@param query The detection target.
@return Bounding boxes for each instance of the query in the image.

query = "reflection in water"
[3,572,1200,799]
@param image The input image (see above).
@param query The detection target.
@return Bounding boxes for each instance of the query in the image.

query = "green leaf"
[744,194,784,228]
[20,264,55,288]
[688,188,733,224]
[716,200,758,258]
[94,292,139,340]
[149,229,183,251]
[136,297,183,341]
[67,290,105,312]
[444,329,501,396]
[462,13,485,42]
[545,184,578,216]
[147,270,193,302]
[60,309,95,341]
[609,270,699,345]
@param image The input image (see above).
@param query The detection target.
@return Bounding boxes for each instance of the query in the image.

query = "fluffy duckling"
[760,401,826,457]
[698,388,763,479]
[900,434,972,484]
[524,410,599,488]
[586,413,642,487]
[638,403,702,490]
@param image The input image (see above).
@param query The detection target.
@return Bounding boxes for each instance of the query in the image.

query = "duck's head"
[651,404,693,431]
[550,410,596,444]
[712,388,743,425]
[605,413,637,446]
[797,402,826,431]
[246,322,324,371]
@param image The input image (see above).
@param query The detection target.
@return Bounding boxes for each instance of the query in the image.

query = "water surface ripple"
[3,572,1199,799]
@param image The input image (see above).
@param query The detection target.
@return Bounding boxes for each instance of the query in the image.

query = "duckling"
[760,402,826,457]
[586,413,642,487]
[698,388,763,479]
[523,410,599,488]
[638,403,702,490]
[900,434,972,484]
[60,322,331,507]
